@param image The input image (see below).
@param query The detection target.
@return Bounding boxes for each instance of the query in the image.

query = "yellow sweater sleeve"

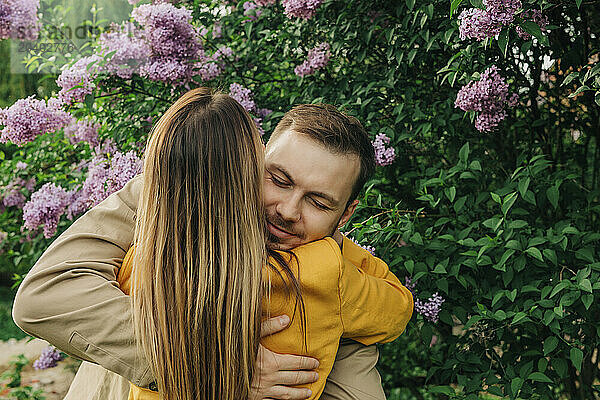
[339,236,414,345]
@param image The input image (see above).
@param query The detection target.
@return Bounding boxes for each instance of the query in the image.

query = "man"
[13,104,412,399]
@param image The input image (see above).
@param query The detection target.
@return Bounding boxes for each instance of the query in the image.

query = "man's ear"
[337,199,359,229]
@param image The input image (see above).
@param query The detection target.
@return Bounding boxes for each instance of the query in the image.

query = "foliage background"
[0,0,599,398]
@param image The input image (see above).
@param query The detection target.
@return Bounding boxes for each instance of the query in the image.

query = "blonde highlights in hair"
[131,87,266,400]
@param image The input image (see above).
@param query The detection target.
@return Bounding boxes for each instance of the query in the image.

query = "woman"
[123,87,411,400]
[130,87,266,400]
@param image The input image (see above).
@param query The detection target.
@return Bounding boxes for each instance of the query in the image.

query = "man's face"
[264,129,360,250]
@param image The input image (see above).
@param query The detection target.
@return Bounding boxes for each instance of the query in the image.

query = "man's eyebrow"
[270,164,296,185]
[308,191,338,207]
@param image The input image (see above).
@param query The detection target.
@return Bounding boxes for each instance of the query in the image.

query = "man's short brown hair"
[270,104,375,206]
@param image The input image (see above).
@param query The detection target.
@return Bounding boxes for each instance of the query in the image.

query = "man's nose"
[276,193,301,223]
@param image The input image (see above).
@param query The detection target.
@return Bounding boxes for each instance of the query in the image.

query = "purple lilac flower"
[455,65,519,132]
[106,151,143,194]
[63,119,100,147]
[24,177,36,192]
[414,292,445,323]
[458,0,521,41]
[243,2,263,22]
[131,3,202,84]
[229,83,256,112]
[33,346,64,370]
[254,0,277,5]
[0,0,40,40]
[67,150,141,219]
[56,55,102,105]
[282,0,324,19]
[16,161,27,170]
[294,42,331,77]
[23,183,70,238]
[2,185,25,208]
[98,23,150,79]
[257,108,273,118]
[0,96,73,146]
[212,22,222,39]
[515,10,548,40]
[372,133,395,166]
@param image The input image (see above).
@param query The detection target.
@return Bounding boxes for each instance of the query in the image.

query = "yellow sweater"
[117,236,413,400]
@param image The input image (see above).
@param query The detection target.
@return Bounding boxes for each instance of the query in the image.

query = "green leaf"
[543,249,557,265]
[579,279,593,293]
[432,263,447,274]
[469,160,482,171]
[575,247,595,263]
[450,0,464,16]
[582,294,593,310]
[546,186,559,209]
[528,372,553,383]
[543,336,558,355]
[525,247,543,262]
[512,311,527,324]
[492,291,504,307]
[518,177,530,197]
[490,192,501,204]
[506,289,517,302]
[84,94,95,110]
[561,72,579,86]
[498,29,509,57]
[576,0,583,9]
[406,0,415,10]
[509,220,528,229]
[454,196,467,212]
[405,260,415,275]
[464,315,482,330]
[505,240,521,250]
[520,21,548,45]
[496,249,515,270]
[444,186,456,202]
[459,142,470,163]
[428,386,455,395]
[549,281,569,298]
[502,192,518,215]
[410,232,423,245]
[570,347,583,371]
[511,377,523,396]
[552,358,568,378]
[523,190,537,205]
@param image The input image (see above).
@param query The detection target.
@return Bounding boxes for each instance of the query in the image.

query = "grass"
[0,286,27,341]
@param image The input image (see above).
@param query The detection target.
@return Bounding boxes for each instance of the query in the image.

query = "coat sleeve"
[12,174,154,387]
[339,236,413,345]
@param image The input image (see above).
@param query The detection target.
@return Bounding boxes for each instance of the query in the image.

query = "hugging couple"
[13,87,413,400]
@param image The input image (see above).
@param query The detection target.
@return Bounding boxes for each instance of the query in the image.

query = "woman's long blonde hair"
[131,87,266,400]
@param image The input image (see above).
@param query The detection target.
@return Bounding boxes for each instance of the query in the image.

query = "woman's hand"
[250,315,319,400]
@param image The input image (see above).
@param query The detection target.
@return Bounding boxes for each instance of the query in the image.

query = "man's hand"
[250,315,319,400]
